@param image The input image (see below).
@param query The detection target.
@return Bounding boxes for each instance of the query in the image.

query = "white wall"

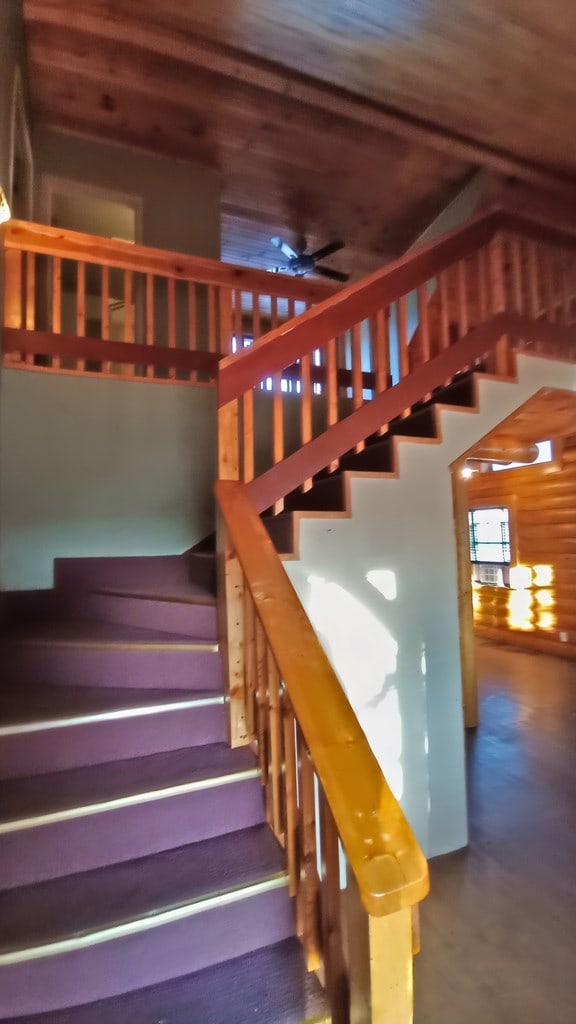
[285,353,576,858]
[0,370,216,590]
[33,126,222,259]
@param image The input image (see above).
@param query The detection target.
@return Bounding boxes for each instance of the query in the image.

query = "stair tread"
[0,685,222,728]
[0,824,285,953]
[0,619,216,647]
[0,743,256,825]
[1,937,326,1024]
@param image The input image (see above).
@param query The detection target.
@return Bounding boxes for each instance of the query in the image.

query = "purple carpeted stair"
[0,554,326,1022]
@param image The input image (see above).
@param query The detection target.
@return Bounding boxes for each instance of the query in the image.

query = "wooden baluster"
[372,307,390,436]
[456,260,468,337]
[416,285,430,364]
[476,249,488,325]
[24,251,35,365]
[526,240,540,319]
[271,297,285,512]
[540,245,555,323]
[243,589,257,744]
[187,282,197,382]
[488,233,509,375]
[252,291,261,341]
[216,519,248,748]
[208,284,218,353]
[397,295,411,416]
[298,741,322,970]
[218,397,240,482]
[101,265,111,374]
[438,270,450,349]
[320,794,348,1024]
[510,236,524,315]
[51,256,62,370]
[233,288,243,352]
[219,287,233,357]
[242,389,255,483]
[326,335,340,470]
[254,617,272,822]
[267,649,285,844]
[145,274,154,378]
[560,253,572,326]
[166,275,176,380]
[76,261,86,373]
[300,341,313,490]
[121,268,134,377]
[282,696,299,897]
[351,322,364,452]
[241,293,259,482]
[4,249,23,339]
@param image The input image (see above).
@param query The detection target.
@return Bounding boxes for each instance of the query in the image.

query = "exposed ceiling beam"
[25,2,576,199]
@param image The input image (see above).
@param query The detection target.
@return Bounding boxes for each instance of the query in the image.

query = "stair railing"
[3,219,335,381]
[216,478,429,1024]
[217,207,576,511]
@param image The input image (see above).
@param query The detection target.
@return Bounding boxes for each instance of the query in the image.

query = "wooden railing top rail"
[3,220,338,302]
[216,478,429,917]
[218,206,576,407]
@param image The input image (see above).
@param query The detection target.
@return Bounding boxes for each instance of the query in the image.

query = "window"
[469,507,511,565]
[492,440,553,472]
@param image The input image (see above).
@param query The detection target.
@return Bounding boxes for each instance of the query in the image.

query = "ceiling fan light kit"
[269,235,349,281]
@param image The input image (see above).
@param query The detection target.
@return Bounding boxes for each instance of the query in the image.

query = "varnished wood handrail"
[217,205,576,407]
[4,220,338,302]
[215,478,429,917]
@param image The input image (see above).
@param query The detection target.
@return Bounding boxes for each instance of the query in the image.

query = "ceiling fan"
[269,236,349,282]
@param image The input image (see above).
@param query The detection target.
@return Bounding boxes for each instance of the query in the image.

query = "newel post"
[217,371,249,745]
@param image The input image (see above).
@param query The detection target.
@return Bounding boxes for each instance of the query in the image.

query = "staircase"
[0,555,326,1022]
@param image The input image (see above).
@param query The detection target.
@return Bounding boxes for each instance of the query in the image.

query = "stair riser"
[54,556,194,594]
[79,594,217,639]
[0,780,265,889]
[0,704,227,778]
[0,886,293,1017]
[1,646,223,690]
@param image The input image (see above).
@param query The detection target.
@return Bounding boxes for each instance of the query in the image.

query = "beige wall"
[0,370,217,590]
[33,126,222,259]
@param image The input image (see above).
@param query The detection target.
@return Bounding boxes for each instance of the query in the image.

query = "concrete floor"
[415,639,576,1024]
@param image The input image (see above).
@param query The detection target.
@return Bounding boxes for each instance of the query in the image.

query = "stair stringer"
[282,351,576,862]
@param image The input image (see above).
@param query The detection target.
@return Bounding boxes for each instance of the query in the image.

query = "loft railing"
[217,207,576,510]
[215,479,429,1024]
[2,220,336,383]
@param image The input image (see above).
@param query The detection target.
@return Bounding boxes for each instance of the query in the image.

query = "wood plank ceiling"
[22,1,576,279]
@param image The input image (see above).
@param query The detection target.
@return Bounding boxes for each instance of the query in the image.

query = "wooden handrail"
[217,205,576,407]
[4,220,337,302]
[215,478,429,917]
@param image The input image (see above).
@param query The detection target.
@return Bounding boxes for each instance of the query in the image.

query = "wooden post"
[452,462,478,728]
[218,398,240,481]
[216,508,248,748]
[345,869,415,1024]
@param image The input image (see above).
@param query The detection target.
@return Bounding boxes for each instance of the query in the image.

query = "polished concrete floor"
[415,640,576,1024]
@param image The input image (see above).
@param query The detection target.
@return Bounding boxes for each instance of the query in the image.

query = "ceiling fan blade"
[271,236,299,260]
[315,265,350,282]
[309,239,345,261]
